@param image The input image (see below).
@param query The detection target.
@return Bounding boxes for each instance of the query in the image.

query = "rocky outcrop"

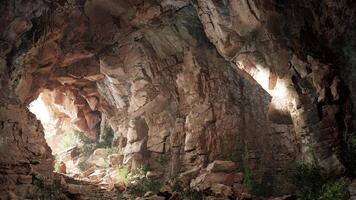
[1,0,356,199]
[0,105,54,199]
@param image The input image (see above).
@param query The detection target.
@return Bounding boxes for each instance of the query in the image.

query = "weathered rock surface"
[0,0,356,199]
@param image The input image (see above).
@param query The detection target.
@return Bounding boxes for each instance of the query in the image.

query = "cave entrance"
[28,90,117,188]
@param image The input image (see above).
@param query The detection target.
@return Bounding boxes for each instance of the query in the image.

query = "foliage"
[54,160,61,173]
[116,166,130,185]
[75,130,92,144]
[291,162,326,200]
[171,179,205,200]
[243,166,260,195]
[105,147,118,155]
[319,178,349,200]
[57,129,93,154]
[115,166,163,197]
[98,127,114,148]
[79,143,96,156]
[290,162,349,200]
[77,161,90,171]
[125,176,163,197]
[337,131,356,176]
[58,130,81,152]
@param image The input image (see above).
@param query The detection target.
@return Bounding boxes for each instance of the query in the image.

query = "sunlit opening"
[28,93,53,138]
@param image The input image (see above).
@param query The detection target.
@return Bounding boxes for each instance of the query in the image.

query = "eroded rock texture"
[0,0,356,199]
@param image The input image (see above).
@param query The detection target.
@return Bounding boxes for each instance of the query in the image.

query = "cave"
[1,0,356,199]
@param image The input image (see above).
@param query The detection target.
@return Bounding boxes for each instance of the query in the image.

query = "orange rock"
[59,162,67,174]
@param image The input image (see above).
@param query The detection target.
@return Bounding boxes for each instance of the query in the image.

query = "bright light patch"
[253,64,271,92]
[28,94,51,124]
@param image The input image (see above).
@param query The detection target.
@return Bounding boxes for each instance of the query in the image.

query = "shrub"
[116,166,130,185]
[291,162,349,200]
[79,143,96,156]
[243,166,260,195]
[77,161,90,171]
[125,176,163,197]
[54,160,61,172]
[58,130,81,152]
[115,166,163,197]
[319,178,349,200]
[98,127,114,148]
[291,162,326,200]
[338,132,356,176]
[171,179,204,200]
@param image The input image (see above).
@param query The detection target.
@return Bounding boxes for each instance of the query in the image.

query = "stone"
[88,170,105,182]
[210,184,233,197]
[179,166,201,183]
[4,17,32,42]
[127,118,149,143]
[291,55,309,78]
[108,154,123,166]
[1,0,353,198]
[184,132,196,152]
[233,173,244,183]
[123,140,146,154]
[59,162,67,174]
[232,183,246,196]
[84,111,101,130]
[190,172,235,190]
[146,171,161,179]
[17,175,32,184]
[349,180,356,196]
[206,160,236,173]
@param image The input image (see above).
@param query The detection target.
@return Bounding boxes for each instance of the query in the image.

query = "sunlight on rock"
[28,93,51,124]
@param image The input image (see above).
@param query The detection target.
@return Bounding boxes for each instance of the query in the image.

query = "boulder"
[190,172,235,190]
[206,160,236,173]
[210,184,233,197]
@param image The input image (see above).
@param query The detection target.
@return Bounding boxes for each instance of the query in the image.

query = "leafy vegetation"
[171,179,205,200]
[319,178,349,200]
[337,131,356,176]
[98,127,114,148]
[290,161,349,200]
[57,130,81,152]
[54,160,61,173]
[116,166,130,185]
[115,166,164,197]
[77,161,90,171]
[243,166,260,195]
[125,176,163,197]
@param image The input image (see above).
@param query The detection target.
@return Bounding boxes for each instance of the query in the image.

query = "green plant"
[171,179,204,200]
[338,132,356,176]
[154,156,169,168]
[241,149,264,195]
[116,166,130,185]
[319,178,349,200]
[291,161,349,200]
[77,161,90,171]
[243,166,260,195]
[98,127,114,148]
[291,162,326,200]
[115,166,164,197]
[125,176,163,197]
[54,160,61,172]
[74,130,92,144]
[58,130,81,152]
[79,143,96,156]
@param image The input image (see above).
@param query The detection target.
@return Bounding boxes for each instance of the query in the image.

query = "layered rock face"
[1,0,356,199]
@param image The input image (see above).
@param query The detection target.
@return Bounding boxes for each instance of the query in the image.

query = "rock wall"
[0,0,356,198]
[193,0,356,174]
